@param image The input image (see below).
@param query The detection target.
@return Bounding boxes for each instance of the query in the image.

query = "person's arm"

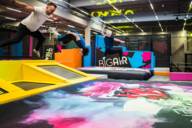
[10,0,34,12]
[114,38,125,43]
[49,15,60,22]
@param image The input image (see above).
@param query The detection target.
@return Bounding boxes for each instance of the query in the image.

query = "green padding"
[65,40,78,49]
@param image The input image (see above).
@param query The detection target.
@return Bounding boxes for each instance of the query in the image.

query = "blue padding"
[57,34,64,41]
[95,35,106,52]
[151,52,156,70]
[11,41,23,56]
[128,51,144,68]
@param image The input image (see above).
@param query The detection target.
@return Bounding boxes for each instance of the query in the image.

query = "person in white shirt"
[0,0,58,57]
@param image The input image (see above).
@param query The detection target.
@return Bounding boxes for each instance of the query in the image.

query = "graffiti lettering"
[113,25,134,29]
[91,9,135,17]
[114,87,169,100]
[99,57,128,67]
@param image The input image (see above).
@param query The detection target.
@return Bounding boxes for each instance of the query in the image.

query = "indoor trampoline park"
[0,0,192,128]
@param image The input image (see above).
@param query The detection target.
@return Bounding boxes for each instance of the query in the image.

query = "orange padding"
[55,49,82,68]
[154,71,170,76]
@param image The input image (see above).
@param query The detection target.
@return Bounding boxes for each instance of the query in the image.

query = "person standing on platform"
[102,30,125,57]
[0,0,58,57]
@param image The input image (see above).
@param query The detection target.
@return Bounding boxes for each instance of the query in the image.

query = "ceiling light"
[135,24,139,28]
[161,28,163,32]
[67,25,75,28]
[106,1,144,32]
[182,0,192,30]
[184,22,186,26]
[5,16,17,21]
[6,7,22,13]
[148,0,163,32]
[161,4,165,8]
[155,15,159,20]
[150,3,154,10]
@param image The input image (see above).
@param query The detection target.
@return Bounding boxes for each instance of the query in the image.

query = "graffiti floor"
[1,80,192,128]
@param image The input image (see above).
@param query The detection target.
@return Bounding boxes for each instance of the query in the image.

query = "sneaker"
[33,49,41,58]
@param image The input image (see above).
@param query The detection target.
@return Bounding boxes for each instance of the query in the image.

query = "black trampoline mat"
[38,65,85,79]
[79,67,152,80]
[12,82,54,91]
[0,88,8,95]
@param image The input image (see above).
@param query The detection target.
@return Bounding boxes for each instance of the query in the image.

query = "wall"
[171,31,187,65]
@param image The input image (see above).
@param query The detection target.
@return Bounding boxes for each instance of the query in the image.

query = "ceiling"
[0,0,192,33]
[0,0,87,33]
[74,0,192,33]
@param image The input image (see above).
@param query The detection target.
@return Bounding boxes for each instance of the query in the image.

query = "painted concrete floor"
[149,75,170,81]
[149,75,192,83]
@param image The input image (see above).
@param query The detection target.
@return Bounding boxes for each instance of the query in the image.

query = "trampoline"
[38,65,85,79]
[79,67,153,80]
[1,80,192,128]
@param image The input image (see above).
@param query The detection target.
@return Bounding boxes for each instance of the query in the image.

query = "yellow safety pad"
[0,60,95,104]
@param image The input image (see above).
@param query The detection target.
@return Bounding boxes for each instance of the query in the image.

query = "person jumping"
[0,0,58,57]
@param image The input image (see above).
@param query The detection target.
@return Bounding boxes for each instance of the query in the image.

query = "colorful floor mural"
[1,80,192,128]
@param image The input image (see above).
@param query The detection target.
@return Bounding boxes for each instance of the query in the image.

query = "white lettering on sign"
[98,56,128,67]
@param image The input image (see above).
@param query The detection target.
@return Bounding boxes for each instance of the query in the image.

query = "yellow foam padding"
[22,64,68,83]
[0,61,22,82]
[0,60,96,104]
[154,71,170,76]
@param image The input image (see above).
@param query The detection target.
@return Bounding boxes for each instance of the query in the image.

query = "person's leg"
[0,24,28,47]
[109,48,123,58]
[116,48,123,58]
[76,40,89,56]
[30,30,45,57]
[105,49,110,57]
[31,30,45,51]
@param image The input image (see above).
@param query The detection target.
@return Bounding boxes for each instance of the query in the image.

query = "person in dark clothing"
[50,28,89,55]
[103,30,124,57]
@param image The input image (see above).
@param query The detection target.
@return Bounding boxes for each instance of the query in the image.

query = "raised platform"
[170,72,192,81]
[0,60,95,104]
[79,67,153,80]
[154,68,170,76]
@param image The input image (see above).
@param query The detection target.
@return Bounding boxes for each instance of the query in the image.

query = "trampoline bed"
[79,67,153,80]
